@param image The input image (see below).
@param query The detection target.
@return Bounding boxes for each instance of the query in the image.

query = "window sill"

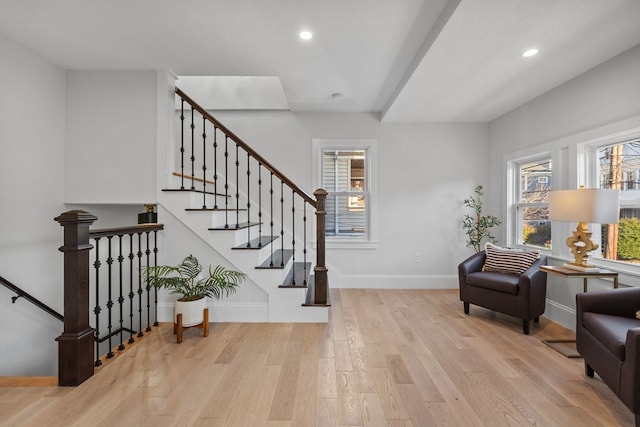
[314,239,379,250]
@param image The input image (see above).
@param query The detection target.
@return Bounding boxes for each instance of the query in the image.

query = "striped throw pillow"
[482,243,539,275]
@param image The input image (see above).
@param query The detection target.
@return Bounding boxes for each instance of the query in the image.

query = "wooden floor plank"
[0,289,635,426]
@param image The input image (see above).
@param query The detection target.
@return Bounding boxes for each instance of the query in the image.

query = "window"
[322,149,368,236]
[312,138,378,247]
[516,157,552,249]
[596,139,640,263]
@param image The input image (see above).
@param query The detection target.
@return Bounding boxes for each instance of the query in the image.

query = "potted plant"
[462,185,501,253]
[143,254,245,327]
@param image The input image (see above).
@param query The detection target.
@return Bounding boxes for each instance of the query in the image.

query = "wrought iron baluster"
[190,108,195,190]
[246,152,251,247]
[145,231,152,332]
[128,234,135,344]
[202,116,207,209]
[117,235,125,351]
[136,233,144,338]
[235,143,240,229]
[153,230,159,326]
[291,190,296,285]
[303,202,308,286]
[258,164,263,247]
[224,135,229,228]
[180,99,185,190]
[213,126,218,209]
[270,172,274,267]
[280,180,284,267]
[93,237,102,367]
[106,236,114,358]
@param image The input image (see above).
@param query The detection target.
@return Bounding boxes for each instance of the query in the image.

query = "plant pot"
[174,296,207,327]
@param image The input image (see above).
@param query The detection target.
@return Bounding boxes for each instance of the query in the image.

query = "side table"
[540,265,619,358]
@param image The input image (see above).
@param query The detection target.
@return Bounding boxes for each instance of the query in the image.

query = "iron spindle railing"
[136,233,143,338]
[106,236,114,358]
[117,235,125,351]
[258,164,263,247]
[202,116,207,209]
[180,99,185,190]
[128,235,135,344]
[291,190,296,285]
[190,109,195,190]
[236,143,241,228]
[280,180,285,267]
[246,152,251,247]
[93,238,102,366]
[54,211,164,386]
[270,172,275,267]
[174,87,328,301]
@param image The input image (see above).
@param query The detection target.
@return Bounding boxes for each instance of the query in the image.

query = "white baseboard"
[544,299,576,330]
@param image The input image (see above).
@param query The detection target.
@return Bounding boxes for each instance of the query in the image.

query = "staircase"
[157,88,329,323]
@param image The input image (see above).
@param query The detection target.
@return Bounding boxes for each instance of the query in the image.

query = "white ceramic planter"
[174,296,207,327]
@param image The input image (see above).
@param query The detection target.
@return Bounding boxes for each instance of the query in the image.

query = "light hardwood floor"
[0,289,634,426]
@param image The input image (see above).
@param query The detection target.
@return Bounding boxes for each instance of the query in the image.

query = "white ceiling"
[1,0,639,123]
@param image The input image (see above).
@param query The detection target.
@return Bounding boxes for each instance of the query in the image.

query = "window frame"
[507,153,553,250]
[312,138,379,249]
[581,129,640,267]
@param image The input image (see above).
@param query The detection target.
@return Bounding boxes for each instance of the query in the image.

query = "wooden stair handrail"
[176,87,316,207]
[0,275,64,322]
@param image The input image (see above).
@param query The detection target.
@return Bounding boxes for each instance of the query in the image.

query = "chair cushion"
[582,312,640,361]
[482,243,539,275]
[466,271,520,295]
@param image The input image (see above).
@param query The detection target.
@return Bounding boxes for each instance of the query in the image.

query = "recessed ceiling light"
[522,48,539,58]
[299,31,313,40]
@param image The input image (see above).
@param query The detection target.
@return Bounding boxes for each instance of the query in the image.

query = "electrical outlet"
[414,253,422,263]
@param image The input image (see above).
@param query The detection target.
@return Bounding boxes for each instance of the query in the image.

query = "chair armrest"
[458,251,486,278]
[621,327,640,412]
[518,256,547,293]
[576,287,640,319]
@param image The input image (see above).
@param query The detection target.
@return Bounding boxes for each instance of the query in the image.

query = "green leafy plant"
[463,185,502,253]
[143,254,245,301]
[617,217,640,261]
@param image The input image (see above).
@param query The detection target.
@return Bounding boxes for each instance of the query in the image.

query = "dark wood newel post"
[54,210,98,386]
[313,188,328,305]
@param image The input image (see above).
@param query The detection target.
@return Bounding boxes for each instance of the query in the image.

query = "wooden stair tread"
[255,249,293,269]
[232,236,278,250]
[303,275,331,306]
[279,262,311,288]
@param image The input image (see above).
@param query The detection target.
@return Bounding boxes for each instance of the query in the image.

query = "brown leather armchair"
[576,287,640,426]
[458,251,547,334]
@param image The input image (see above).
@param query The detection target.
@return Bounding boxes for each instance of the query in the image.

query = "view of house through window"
[597,139,640,263]
[322,149,367,237]
[518,157,552,248]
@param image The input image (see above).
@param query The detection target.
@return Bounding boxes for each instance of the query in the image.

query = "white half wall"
[0,35,66,376]
[65,70,157,204]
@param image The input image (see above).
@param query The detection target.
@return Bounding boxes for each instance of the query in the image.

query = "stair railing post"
[54,210,98,386]
[313,188,328,304]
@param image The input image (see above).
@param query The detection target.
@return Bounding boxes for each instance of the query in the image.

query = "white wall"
[0,35,66,376]
[205,110,490,288]
[65,70,157,204]
[488,44,640,328]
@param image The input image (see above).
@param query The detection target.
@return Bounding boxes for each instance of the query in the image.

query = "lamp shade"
[549,188,620,224]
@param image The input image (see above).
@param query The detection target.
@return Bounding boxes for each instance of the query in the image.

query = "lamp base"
[562,263,600,273]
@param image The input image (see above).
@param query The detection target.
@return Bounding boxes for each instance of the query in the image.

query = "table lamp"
[549,187,620,271]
